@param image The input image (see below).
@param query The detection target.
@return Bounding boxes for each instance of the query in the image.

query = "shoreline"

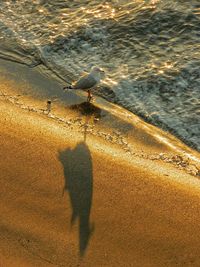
[0,55,199,152]
[0,58,199,174]
[0,54,199,153]
[1,58,200,266]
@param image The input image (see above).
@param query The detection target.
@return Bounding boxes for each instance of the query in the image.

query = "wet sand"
[1,59,200,267]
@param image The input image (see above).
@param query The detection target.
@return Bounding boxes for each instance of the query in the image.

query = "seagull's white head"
[90,66,105,80]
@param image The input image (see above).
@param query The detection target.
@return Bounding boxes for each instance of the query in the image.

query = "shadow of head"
[70,101,102,119]
[58,142,94,257]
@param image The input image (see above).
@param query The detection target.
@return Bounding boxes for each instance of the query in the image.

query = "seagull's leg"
[87,90,92,102]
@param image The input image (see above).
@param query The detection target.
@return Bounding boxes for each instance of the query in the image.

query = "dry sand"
[1,60,200,267]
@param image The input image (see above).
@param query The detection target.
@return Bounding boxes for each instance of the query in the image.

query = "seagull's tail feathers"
[63,85,73,91]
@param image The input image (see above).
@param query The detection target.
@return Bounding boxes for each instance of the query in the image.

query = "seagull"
[63,66,105,102]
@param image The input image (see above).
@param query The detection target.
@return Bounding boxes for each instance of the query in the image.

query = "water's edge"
[0,52,199,153]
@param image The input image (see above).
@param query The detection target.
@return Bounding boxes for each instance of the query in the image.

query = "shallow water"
[0,0,200,149]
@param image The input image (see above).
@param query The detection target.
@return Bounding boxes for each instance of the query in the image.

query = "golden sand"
[1,61,200,267]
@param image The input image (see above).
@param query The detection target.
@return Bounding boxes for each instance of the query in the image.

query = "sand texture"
[1,60,200,267]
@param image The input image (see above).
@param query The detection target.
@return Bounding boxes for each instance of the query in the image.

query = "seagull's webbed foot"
[87,96,92,102]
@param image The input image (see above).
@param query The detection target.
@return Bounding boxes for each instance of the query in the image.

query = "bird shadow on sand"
[69,101,102,120]
[58,141,94,257]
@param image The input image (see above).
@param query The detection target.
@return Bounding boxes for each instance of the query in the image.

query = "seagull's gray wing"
[73,74,97,90]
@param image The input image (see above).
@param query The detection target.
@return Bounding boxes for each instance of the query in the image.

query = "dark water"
[0,0,200,150]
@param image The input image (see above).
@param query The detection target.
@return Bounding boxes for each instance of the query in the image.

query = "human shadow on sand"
[58,142,94,257]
